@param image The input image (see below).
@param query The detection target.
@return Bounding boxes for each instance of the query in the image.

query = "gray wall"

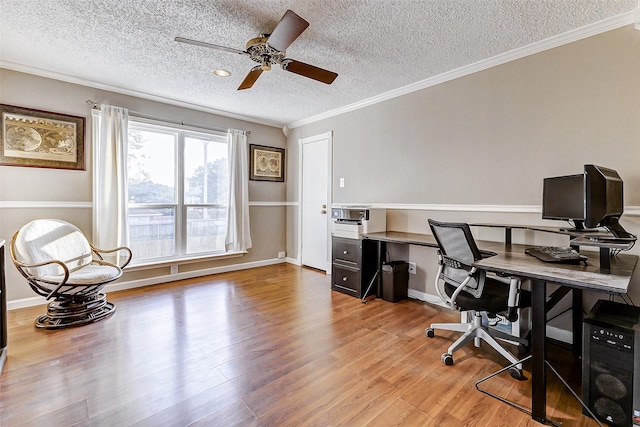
[286,25,640,333]
[0,69,287,302]
[288,25,640,206]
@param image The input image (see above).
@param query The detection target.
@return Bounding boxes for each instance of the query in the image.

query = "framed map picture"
[0,104,85,170]
[249,144,285,182]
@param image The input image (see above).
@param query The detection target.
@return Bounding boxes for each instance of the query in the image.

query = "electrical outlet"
[339,178,345,187]
[278,251,286,259]
[408,261,417,274]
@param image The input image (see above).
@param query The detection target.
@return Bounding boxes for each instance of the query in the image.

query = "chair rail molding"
[0,201,92,209]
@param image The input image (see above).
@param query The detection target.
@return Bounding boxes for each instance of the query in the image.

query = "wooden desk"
[364,231,438,248]
[365,231,640,424]
[475,245,639,424]
[471,223,635,269]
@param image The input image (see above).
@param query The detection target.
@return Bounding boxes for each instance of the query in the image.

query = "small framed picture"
[249,144,285,182]
[0,104,85,170]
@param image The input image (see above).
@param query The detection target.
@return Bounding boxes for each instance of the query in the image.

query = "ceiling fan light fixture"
[213,69,231,77]
[176,9,338,90]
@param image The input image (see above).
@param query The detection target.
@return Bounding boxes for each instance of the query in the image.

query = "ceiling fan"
[175,10,338,90]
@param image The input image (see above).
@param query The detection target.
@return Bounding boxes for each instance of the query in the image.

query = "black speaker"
[582,300,640,427]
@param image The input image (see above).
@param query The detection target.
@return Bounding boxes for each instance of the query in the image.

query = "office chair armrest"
[485,272,522,321]
[448,267,480,306]
[435,252,474,306]
[506,277,521,322]
[437,253,481,308]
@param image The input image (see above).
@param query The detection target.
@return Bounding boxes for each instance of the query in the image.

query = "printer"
[331,207,386,239]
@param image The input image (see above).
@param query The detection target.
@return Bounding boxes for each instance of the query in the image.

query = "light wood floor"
[0,264,600,426]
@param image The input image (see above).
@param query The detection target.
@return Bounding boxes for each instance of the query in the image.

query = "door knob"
[321,210,327,214]
[322,204,327,208]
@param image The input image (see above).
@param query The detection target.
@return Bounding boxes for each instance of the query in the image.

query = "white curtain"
[91,104,130,257]
[225,129,252,252]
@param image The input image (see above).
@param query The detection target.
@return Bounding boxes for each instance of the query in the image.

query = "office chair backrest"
[428,219,485,298]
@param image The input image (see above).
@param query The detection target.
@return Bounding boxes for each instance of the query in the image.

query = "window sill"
[125,251,247,271]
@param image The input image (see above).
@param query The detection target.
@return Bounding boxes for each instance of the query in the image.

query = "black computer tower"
[582,300,640,427]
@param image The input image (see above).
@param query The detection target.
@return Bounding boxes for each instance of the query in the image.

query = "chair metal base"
[35,293,116,329]
[427,311,529,375]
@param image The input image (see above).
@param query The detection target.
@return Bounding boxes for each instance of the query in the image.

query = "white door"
[300,132,331,272]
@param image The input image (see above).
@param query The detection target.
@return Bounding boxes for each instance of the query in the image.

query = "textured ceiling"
[0,0,638,127]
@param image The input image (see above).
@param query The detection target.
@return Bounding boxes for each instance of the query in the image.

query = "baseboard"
[546,324,573,345]
[285,256,301,265]
[408,288,448,309]
[8,257,288,311]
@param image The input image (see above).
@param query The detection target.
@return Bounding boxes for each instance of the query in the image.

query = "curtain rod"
[86,100,250,135]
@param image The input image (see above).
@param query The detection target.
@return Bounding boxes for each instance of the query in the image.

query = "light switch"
[339,178,345,188]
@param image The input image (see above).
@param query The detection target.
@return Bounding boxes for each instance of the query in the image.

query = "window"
[127,121,229,261]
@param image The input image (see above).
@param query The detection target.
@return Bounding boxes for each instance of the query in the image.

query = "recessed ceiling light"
[213,69,231,77]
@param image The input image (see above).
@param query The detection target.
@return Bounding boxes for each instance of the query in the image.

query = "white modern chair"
[10,219,132,329]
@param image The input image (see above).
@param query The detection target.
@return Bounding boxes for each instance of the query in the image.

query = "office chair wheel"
[441,353,454,366]
[509,367,526,381]
[425,328,435,338]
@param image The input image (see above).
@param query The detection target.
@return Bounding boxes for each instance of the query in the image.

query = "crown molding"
[287,10,637,129]
[0,61,283,128]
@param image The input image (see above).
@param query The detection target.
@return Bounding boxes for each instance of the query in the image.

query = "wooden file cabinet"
[331,236,377,298]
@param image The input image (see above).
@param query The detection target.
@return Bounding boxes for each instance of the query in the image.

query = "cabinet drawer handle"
[343,250,348,255]
[342,277,348,282]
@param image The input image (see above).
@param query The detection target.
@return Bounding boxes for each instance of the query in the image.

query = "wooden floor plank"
[0,264,601,426]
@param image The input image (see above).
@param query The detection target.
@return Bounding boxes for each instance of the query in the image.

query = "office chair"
[10,219,132,329]
[425,219,530,379]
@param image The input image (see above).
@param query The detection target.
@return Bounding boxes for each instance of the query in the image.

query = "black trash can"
[381,261,409,302]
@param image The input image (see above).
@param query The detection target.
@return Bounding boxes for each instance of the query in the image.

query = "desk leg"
[377,241,386,297]
[572,289,583,356]
[531,279,547,423]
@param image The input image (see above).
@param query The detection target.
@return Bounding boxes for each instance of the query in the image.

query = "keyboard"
[525,246,588,264]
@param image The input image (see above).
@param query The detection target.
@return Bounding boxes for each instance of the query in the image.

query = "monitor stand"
[560,220,598,233]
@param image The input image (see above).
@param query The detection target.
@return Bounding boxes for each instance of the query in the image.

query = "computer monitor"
[584,164,635,240]
[542,174,586,230]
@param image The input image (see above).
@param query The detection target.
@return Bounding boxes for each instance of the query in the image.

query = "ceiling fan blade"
[266,10,309,52]
[174,36,246,55]
[238,67,263,90]
[283,60,338,85]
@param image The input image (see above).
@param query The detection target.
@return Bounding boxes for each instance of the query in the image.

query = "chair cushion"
[445,278,509,313]
[39,264,122,290]
[445,278,532,313]
[14,219,93,277]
